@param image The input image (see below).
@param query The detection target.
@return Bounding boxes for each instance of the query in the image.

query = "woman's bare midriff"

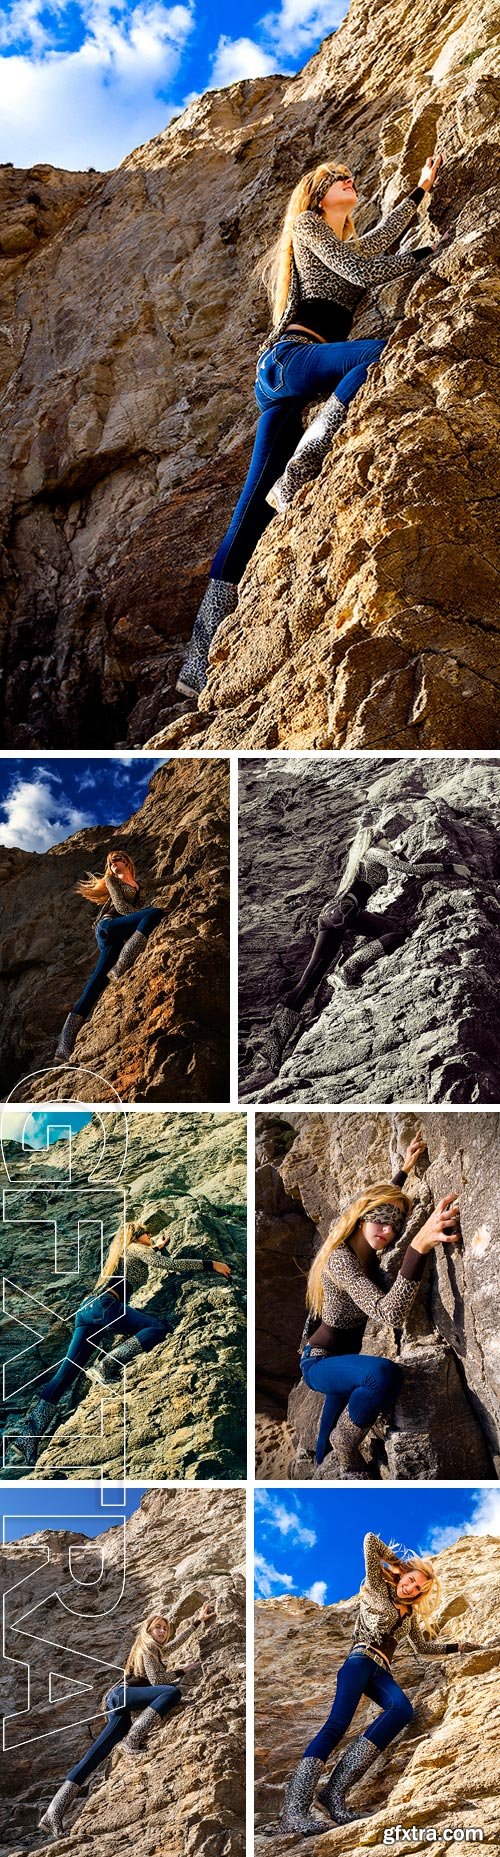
[283,322,327,343]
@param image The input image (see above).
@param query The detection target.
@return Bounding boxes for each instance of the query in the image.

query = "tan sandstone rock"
[1,1486,245,1857]
[0,0,498,748]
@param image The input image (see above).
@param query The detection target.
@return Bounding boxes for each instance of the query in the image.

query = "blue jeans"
[41,1290,169,1403]
[66,1681,181,1784]
[210,337,386,583]
[304,1652,413,1761]
[73,907,164,1020]
[300,1347,402,1465]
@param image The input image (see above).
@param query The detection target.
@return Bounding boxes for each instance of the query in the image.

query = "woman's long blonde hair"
[95,1219,149,1289]
[75,849,138,904]
[264,161,360,327]
[306,1183,410,1318]
[377,1543,442,1627]
[336,824,373,897]
[125,1614,173,1679]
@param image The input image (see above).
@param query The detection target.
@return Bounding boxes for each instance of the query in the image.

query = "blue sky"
[0,756,166,853]
[255,1488,500,1603]
[0,0,348,169]
[1,1109,94,1146]
[1,1484,144,1541]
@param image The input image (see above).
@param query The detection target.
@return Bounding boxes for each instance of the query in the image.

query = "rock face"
[1,0,498,750]
[238,756,500,1105]
[254,1109,499,1481]
[1,1485,245,1857]
[0,759,229,1104]
[1,1110,247,1481]
[255,1532,500,1851]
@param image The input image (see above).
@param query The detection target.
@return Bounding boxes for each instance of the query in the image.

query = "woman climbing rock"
[178,152,445,698]
[38,1605,215,1837]
[248,819,466,1081]
[282,1530,495,1833]
[16,1218,231,1467]
[298,1129,461,1473]
[54,850,164,1064]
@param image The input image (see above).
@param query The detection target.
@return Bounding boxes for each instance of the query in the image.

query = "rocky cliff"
[0,1485,245,1857]
[0,758,230,1104]
[239,756,500,1105]
[255,1531,500,1852]
[1,0,498,750]
[1,1110,247,1481]
[254,1108,499,1481]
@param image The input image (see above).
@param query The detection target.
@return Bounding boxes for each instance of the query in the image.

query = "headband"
[310,169,352,209]
[365,1202,406,1236]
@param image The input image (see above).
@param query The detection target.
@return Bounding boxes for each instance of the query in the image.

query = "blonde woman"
[299,1131,461,1473]
[54,849,165,1063]
[282,1532,492,1833]
[39,1604,215,1838]
[177,153,445,697]
[17,1219,231,1466]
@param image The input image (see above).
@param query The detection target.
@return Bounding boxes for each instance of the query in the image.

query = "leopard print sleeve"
[409,1615,465,1656]
[293,203,428,289]
[355,194,424,254]
[325,1244,424,1327]
[363,1533,396,1600]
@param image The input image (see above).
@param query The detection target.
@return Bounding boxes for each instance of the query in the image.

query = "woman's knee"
[371,1357,402,1405]
[106,1683,126,1711]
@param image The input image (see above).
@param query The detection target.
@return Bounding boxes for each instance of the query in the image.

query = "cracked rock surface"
[1,0,498,748]
[1,1110,247,1481]
[239,757,500,1106]
[254,1109,499,1481]
[255,1532,500,1851]
[1,1486,245,1857]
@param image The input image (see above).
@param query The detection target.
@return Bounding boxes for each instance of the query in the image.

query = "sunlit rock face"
[1,1487,245,1857]
[1,0,498,749]
[255,1532,500,1850]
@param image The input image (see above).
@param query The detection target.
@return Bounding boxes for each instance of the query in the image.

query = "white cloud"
[0,770,93,851]
[306,1579,328,1605]
[424,1490,500,1557]
[210,33,277,85]
[259,0,345,59]
[254,1552,295,1599]
[255,1490,317,1549]
[0,0,194,168]
[209,0,346,85]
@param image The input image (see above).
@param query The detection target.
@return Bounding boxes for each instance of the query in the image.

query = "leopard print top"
[259,190,428,356]
[354,1534,479,1659]
[140,1620,198,1685]
[107,1240,210,1300]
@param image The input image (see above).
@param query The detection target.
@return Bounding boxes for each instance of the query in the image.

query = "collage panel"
[1,1483,245,1852]
[238,756,500,1105]
[254,1487,500,1847]
[1,1105,247,1483]
[255,1110,499,1485]
[0,754,230,1105]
